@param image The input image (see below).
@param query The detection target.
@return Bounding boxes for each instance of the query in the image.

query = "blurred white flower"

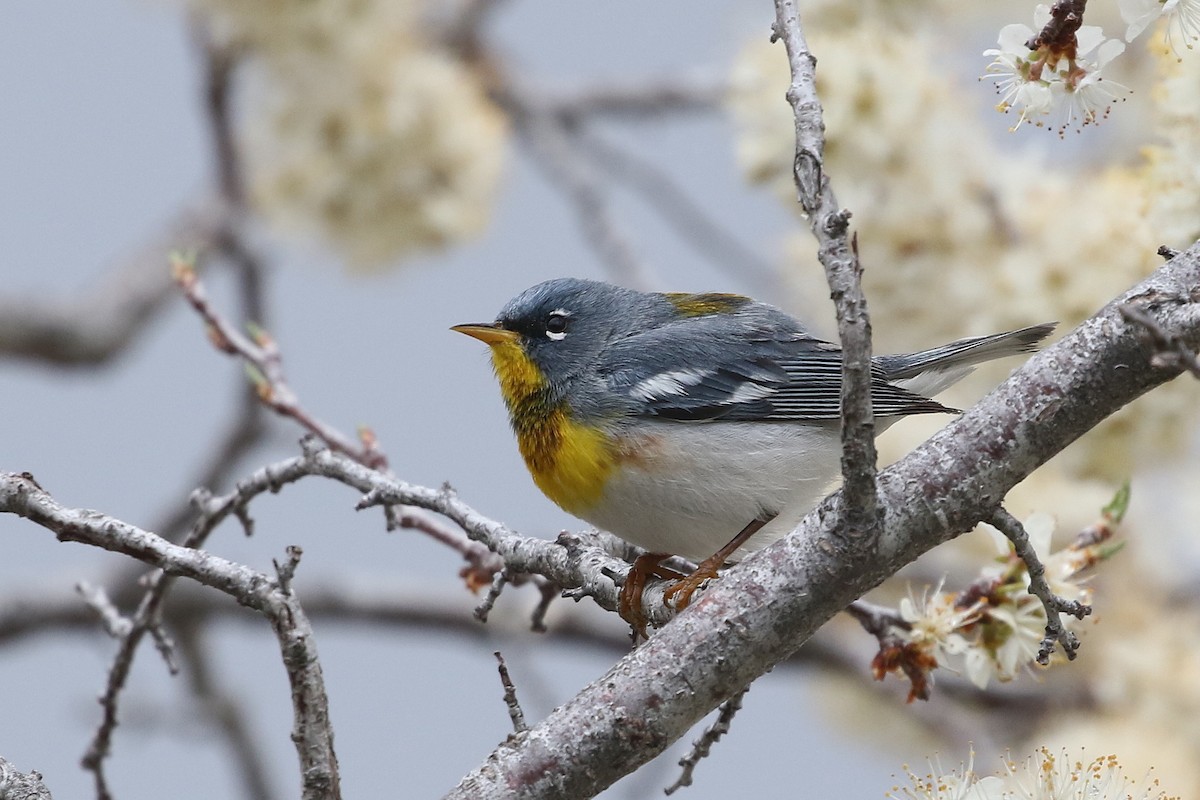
[887,753,982,800]
[964,598,1046,689]
[893,749,1177,800]
[1121,0,1200,53]
[191,0,509,269]
[982,748,1178,799]
[991,601,1046,678]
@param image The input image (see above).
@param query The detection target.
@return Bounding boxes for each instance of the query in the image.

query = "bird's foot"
[619,552,684,638]
[662,561,722,612]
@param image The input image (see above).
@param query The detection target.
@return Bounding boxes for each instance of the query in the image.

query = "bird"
[452,277,1053,633]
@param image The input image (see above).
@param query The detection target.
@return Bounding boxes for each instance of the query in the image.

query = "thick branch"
[0,756,53,800]
[445,244,1200,798]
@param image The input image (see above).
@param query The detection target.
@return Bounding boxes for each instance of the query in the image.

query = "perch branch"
[444,244,1200,798]
[771,0,880,547]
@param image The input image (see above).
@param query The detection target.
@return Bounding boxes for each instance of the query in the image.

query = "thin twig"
[847,599,935,703]
[989,507,1091,663]
[0,474,341,800]
[538,74,726,120]
[504,90,660,289]
[81,573,187,799]
[148,616,180,675]
[194,20,245,206]
[1120,300,1200,379]
[399,506,505,591]
[173,262,507,590]
[475,569,510,622]
[580,131,778,295]
[273,545,303,594]
[845,599,908,637]
[771,1,880,546]
[76,583,133,640]
[529,576,558,633]
[664,686,748,795]
[0,201,225,365]
[147,241,269,544]
[494,651,529,734]
[173,257,386,470]
[176,622,278,800]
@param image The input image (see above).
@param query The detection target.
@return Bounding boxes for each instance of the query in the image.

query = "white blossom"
[983,4,1130,133]
[887,753,983,800]
[1121,0,1200,54]
[976,748,1178,799]
[899,584,983,660]
[1056,38,1129,135]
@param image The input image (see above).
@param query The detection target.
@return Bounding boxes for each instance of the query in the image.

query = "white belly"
[582,420,842,562]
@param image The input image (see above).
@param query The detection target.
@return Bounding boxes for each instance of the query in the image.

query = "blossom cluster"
[872,490,1126,699]
[729,9,1198,507]
[984,0,1200,134]
[982,4,1128,135]
[1122,0,1200,55]
[192,0,508,268]
[889,748,1178,800]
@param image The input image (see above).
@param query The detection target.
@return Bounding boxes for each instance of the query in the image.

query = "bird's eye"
[545,312,569,340]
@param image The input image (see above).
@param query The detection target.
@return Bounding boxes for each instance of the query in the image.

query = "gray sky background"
[0,2,1021,797]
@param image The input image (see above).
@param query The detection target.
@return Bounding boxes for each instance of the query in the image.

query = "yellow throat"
[484,337,615,515]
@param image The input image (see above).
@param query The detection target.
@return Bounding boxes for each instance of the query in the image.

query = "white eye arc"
[545,309,569,340]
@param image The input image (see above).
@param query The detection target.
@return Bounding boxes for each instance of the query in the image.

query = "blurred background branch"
[1,0,1199,798]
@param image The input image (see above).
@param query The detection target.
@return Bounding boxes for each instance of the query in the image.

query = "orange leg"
[662,515,774,612]
[619,553,686,637]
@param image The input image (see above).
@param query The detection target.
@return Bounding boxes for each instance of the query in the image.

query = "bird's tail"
[877,323,1056,399]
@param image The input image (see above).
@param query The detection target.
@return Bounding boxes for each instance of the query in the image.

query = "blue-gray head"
[452,278,668,385]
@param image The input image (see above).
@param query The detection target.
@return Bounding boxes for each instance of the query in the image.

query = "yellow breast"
[488,340,616,514]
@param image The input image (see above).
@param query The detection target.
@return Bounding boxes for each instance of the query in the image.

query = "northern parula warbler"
[454,278,1052,626]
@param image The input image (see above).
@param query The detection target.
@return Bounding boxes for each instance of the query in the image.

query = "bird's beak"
[451,323,519,346]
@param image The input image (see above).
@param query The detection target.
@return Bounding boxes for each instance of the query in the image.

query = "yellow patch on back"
[487,339,615,514]
[663,292,751,317]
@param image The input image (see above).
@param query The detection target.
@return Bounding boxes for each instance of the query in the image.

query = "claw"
[619,553,673,638]
[662,564,721,610]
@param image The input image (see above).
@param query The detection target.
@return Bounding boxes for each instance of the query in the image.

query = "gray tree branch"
[0,201,225,365]
[445,242,1200,798]
[2,247,1196,798]
[771,0,881,547]
[0,476,341,800]
[0,757,53,800]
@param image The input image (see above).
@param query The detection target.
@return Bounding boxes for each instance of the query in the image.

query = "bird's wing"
[600,315,952,422]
